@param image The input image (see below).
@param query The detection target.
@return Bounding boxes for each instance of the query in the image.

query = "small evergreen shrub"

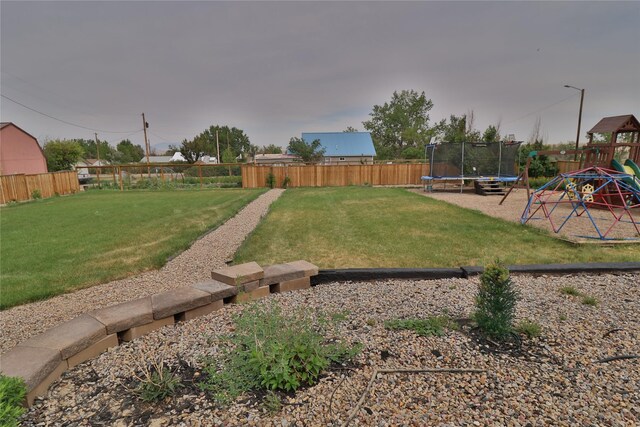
[199,303,359,403]
[473,262,519,341]
[0,374,27,427]
[266,173,276,189]
[31,189,42,200]
[385,316,457,337]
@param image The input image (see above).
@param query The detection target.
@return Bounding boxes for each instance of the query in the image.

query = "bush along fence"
[242,163,429,188]
[0,171,80,204]
[0,260,318,407]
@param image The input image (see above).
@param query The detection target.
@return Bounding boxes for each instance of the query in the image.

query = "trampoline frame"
[421,141,521,193]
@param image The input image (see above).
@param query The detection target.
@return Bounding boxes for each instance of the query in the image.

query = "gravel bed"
[412,188,640,243]
[0,189,285,352]
[21,272,639,426]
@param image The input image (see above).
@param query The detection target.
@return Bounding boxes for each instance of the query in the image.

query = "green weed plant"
[0,375,27,427]
[199,303,359,404]
[515,319,542,338]
[384,316,457,337]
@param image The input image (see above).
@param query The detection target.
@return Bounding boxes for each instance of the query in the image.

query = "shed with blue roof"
[301,132,377,164]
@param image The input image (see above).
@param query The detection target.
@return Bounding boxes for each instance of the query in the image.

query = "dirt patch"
[412,188,640,244]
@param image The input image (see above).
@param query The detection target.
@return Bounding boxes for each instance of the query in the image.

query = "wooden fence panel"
[557,160,580,174]
[241,164,429,188]
[0,171,80,204]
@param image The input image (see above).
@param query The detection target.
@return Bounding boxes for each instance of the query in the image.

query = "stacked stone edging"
[0,260,317,406]
[4,260,637,407]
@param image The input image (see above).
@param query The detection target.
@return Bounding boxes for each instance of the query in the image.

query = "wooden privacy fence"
[556,160,581,174]
[242,164,429,188]
[0,171,80,204]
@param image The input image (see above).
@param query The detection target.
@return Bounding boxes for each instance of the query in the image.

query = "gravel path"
[412,188,640,243]
[0,189,285,352]
[21,272,639,426]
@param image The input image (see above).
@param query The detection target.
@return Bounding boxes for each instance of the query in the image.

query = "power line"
[103,129,144,145]
[149,130,178,144]
[0,94,141,134]
[504,93,578,125]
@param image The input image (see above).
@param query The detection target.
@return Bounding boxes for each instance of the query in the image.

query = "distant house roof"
[588,115,640,134]
[144,156,174,163]
[255,154,298,160]
[301,132,376,157]
[142,152,187,163]
[253,153,299,165]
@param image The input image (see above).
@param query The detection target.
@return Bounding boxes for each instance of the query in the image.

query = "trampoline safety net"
[426,141,522,178]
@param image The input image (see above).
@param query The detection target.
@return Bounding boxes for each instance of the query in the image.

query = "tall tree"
[258,144,283,154]
[343,126,358,133]
[437,113,481,143]
[221,145,236,164]
[482,125,501,143]
[287,137,325,163]
[177,125,251,163]
[439,115,467,143]
[43,139,84,171]
[172,134,212,163]
[362,90,436,159]
[75,138,117,162]
[115,139,145,163]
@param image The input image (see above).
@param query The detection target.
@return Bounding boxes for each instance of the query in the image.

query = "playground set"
[519,115,640,240]
[421,114,640,240]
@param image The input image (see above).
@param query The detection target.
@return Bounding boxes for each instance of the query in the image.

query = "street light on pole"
[564,84,585,161]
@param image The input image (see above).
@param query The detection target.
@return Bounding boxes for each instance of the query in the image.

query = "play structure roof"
[301,132,376,157]
[587,114,640,134]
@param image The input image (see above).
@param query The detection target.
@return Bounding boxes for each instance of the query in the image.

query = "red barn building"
[0,122,48,175]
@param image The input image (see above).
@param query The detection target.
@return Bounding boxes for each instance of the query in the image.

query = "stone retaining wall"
[0,260,318,406]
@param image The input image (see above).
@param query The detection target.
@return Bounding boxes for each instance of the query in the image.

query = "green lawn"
[235,187,639,268]
[1,189,265,309]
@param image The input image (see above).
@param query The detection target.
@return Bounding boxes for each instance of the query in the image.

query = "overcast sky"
[1,1,638,152]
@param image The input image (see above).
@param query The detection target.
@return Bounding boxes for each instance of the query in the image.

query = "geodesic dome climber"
[521,167,640,240]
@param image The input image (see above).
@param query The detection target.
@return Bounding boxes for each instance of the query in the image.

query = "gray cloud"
[1,1,638,150]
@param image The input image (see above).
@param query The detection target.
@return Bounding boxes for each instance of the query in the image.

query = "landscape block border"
[2,260,638,408]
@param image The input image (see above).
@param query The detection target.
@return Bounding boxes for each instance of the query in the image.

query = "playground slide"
[625,159,640,178]
[611,159,640,191]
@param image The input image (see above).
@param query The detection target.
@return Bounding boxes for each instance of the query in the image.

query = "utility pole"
[216,130,220,164]
[564,85,585,161]
[94,132,101,163]
[142,113,150,177]
[94,132,101,188]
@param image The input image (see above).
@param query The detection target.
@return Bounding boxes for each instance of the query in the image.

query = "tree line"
[43,138,145,172]
[42,89,575,174]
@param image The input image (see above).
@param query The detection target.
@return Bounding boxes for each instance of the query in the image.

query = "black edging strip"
[311,268,463,284]
[311,262,640,285]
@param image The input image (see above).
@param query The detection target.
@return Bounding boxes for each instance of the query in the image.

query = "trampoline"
[421,141,522,192]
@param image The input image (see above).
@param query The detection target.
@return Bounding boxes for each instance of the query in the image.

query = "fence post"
[96,166,101,188]
[198,164,203,188]
[119,166,124,191]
